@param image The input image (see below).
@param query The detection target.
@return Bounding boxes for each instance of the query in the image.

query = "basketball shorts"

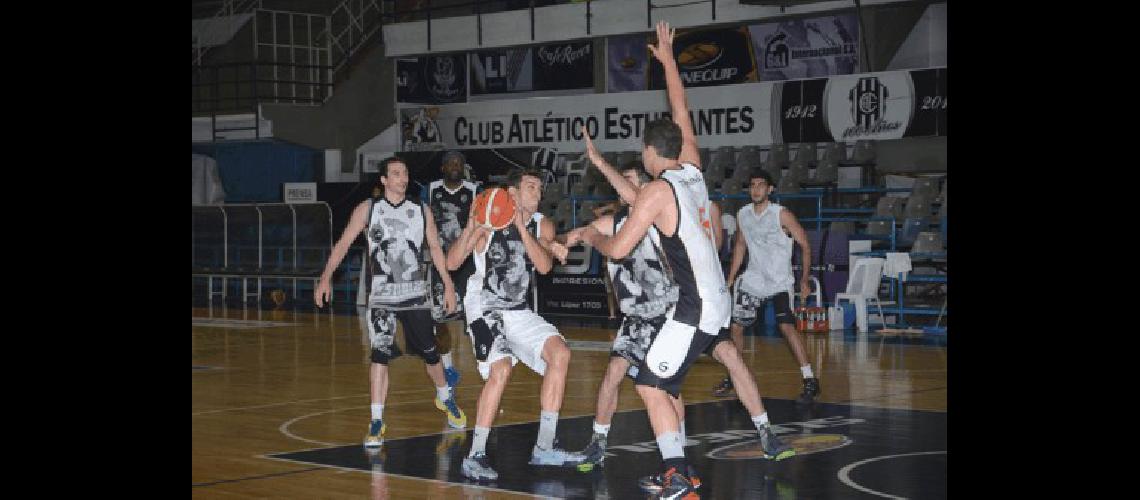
[611,315,664,381]
[359,306,440,365]
[732,287,795,327]
[469,308,563,381]
[634,309,716,398]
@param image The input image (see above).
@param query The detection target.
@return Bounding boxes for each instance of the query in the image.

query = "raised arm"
[577,181,671,260]
[423,205,456,313]
[582,125,639,205]
[648,21,700,168]
[315,200,371,307]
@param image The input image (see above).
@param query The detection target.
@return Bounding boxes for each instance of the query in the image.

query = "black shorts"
[359,307,440,365]
[732,288,795,327]
[429,257,474,323]
[633,318,716,398]
[611,315,664,381]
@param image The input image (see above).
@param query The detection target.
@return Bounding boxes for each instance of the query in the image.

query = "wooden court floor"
[192,305,947,498]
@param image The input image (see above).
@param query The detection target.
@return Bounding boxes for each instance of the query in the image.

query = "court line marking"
[836,450,946,499]
[259,454,545,499]
[193,466,324,487]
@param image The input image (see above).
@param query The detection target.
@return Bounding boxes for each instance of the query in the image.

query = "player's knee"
[487,358,512,383]
[714,341,741,365]
[543,337,571,368]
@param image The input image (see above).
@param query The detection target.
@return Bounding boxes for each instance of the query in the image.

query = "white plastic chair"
[835,257,889,332]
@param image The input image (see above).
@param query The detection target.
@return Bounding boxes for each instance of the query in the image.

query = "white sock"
[469,426,490,456]
[656,431,685,460]
[436,385,451,402]
[536,411,559,449]
[801,364,815,379]
[593,421,611,437]
[752,412,770,430]
[371,404,384,421]
[442,352,454,369]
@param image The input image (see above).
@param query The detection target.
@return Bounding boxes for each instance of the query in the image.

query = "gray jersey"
[606,206,678,318]
[479,213,543,311]
[365,197,429,309]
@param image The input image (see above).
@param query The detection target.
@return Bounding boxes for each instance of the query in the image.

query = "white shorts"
[474,309,563,381]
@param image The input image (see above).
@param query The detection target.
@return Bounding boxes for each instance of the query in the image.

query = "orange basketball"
[470,187,516,230]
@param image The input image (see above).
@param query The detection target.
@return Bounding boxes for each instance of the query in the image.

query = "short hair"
[643,119,682,160]
[620,160,649,182]
[442,150,465,165]
[378,156,406,178]
[508,168,544,187]
[749,168,776,188]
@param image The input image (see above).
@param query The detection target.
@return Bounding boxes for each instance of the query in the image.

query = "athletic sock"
[536,411,559,449]
[469,426,490,456]
[371,404,384,421]
[801,364,815,379]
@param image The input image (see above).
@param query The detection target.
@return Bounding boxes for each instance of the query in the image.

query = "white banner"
[398,82,774,152]
[824,72,913,141]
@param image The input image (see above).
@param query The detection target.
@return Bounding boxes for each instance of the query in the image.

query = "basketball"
[470,187,516,230]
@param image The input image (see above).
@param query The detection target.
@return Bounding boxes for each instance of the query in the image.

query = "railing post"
[426,0,432,51]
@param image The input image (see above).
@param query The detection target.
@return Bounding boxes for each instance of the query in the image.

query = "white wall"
[383,0,916,57]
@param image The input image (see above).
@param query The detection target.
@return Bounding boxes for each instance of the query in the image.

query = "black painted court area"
[268,398,945,499]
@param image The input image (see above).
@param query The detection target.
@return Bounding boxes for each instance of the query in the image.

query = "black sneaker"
[654,467,699,499]
[798,377,820,403]
[758,425,796,461]
[579,433,607,468]
[712,376,734,397]
[638,465,702,494]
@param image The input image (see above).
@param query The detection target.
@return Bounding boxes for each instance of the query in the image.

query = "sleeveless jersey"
[606,207,678,318]
[737,202,795,299]
[477,213,543,311]
[364,197,429,309]
[426,179,479,251]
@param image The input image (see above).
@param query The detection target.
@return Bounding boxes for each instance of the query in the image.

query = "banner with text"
[398,68,945,152]
[749,13,860,82]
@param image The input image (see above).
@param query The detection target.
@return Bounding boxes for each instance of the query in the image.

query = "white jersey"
[656,162,731,332]
[737,202,795,299]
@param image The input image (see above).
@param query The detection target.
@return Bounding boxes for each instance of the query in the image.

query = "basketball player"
[446,169,585,481]
[424,150,480,390]
[559,162,692,473]
[314,157,467,448]
[568,22,793,498]
[713,169,821,403]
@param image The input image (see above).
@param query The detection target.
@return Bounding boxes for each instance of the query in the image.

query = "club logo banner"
[397,68,945,151]
[607,34,648,93]
[396,55,468,105]
[468,41,593,98]
[750,13,859,82]
[533,41,594,90]
[824,71,913,141]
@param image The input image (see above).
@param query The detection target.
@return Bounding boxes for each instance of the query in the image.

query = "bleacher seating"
[851,140,876,164]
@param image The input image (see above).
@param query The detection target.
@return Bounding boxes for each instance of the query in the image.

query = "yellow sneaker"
[364,419,386,447]
[436,395,467,428]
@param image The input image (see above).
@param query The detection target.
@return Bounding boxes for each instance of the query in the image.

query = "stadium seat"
[903,195,932,219]
[822,142,847,162]
[814,158,840,184]
[836,257,889,333]
[865,219,893,236]
[911,176,940,200]
[791,143,817,170]
[829,221,856,234]
[765,143,789,171]
[737,146,763,173]
[911,231,945,254]
[875,197,905,218]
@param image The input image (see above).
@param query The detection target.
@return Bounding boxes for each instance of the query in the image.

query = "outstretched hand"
[581,125,603,164]
[647,21,676,64]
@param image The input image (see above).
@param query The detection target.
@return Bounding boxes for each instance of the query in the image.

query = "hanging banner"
[395,54,468,105]
[647,26,758,90]
[398,81,773,151]
[823,71,913,141]
[749,13,860,82]
[532,41,594,90]
[470,47,533,95]
[398,67,945,152]
[469,41,593,98]
[607,34,649,93]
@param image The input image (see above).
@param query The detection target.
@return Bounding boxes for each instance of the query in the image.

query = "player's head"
[379,156,409,198]
[641,118,682,175]
[620,160,649,188]
[441,151,465,182]
[748,169,776,204]
[508,168,544,214]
